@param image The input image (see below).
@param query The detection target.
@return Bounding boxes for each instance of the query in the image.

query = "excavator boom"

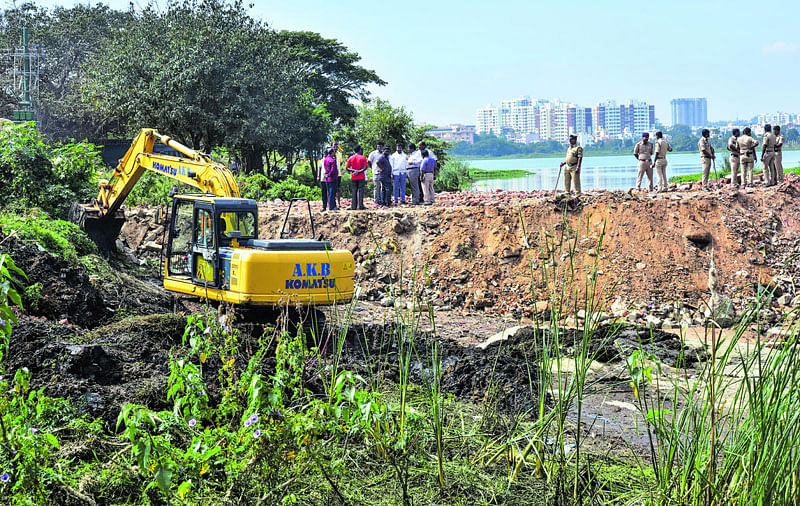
[71,128,239,250]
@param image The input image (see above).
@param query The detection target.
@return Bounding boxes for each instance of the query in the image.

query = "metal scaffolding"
[2,27,43,122]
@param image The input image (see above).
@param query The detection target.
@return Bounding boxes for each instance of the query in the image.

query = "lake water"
[467,151,800,191]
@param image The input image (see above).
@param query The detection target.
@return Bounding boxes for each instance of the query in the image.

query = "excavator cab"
[163,194,354,307]
[165,195,257,289]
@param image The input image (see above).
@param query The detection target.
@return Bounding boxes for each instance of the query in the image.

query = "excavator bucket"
[69,203,126,253]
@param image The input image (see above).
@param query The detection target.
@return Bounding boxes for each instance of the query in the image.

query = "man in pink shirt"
[322,148,339,211]
[346,145,368,210]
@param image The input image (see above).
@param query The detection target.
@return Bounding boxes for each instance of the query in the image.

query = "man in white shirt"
[367,142,384,206]
[390,143,408,204]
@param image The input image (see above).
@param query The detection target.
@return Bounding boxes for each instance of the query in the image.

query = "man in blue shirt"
[420,150,436,205]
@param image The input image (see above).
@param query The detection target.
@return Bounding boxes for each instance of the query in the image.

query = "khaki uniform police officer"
[559,134,583,194]
[737,128,758,187]
[633,132,654,191]
[761,124,777,186]
[698,129,715,189]
[652,131,672,191]
[727,129,741,188]
[774,126,785,182]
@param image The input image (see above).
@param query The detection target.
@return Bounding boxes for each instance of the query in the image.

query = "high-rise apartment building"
[476,97,655,142]
[620,101,656,136]
[670,98,708,127]
[476,105,502,135]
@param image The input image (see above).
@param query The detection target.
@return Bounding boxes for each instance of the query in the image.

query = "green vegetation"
[670,164,800,183]
[470,168,534,179]
[0,210,96,260]
[1,208,799,504]
[0,123,103,217]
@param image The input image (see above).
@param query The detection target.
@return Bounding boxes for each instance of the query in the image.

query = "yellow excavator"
[70,128,354,308]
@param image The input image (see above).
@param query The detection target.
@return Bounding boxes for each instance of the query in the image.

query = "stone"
[792,295,800,307]
[477,326,524,350]
[380,296,394,307]
[777,294,791,306]
[143,240,162,253]
[705,294,737,328]
[610,299,627,316]
[635,262,646,270]
[645,315,662,328]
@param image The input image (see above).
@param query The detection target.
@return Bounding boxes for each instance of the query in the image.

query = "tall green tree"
[274,30,385,127]
[335,98,451,165]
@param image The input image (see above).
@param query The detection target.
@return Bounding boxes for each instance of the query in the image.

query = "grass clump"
[670,163,800,183]
[470,168,534,180]
[0,210,96,260]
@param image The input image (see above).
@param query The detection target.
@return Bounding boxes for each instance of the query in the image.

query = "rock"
[611,299,627,317]
[777,294,791,306]
[635,262,646,270]
[143,240,162,253]
[477,326,524,350]
[792,295,800,307]
[705,294,737,328]
[380,296,394,307]
[645,315,662,328]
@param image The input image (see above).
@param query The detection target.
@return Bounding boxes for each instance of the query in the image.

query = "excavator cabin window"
[195,209,215,248]
[218,211,256,243]
[167,199,194,276]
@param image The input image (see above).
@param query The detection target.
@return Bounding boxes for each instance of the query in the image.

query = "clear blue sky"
[27,0,800,125]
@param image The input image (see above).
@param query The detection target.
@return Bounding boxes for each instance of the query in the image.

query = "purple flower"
[188,419,197,427]
[203,327,212,335]
[249,414,258,425]
[29,428,37,434]
[0,473,8,483]
[253,429,261,438]
[244,419,251,428]
[0,318,6,327]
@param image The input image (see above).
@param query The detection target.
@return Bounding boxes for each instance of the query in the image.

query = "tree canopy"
[0,0,384,176]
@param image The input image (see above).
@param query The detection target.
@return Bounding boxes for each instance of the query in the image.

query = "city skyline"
[29,0,800,127]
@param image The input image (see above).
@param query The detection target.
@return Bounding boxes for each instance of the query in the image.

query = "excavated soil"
[119,179,800,320]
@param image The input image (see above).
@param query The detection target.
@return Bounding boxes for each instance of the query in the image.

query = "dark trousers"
[407,167,421,204]
[379,177,393,206]
[320,181,328,210]
[326,179,339,210]
[350,179,365,209]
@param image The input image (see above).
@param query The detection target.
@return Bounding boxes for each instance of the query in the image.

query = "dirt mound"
[1,233,184,329]
[3,236,108,328]
[7,314,187,425]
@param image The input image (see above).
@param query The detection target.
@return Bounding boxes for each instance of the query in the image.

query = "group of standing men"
[724,125,785,188]
[560,125,788,196]
[319,140,437,211]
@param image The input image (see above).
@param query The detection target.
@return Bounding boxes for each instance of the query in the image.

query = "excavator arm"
[71,128,240,251]
[96,128,239,216]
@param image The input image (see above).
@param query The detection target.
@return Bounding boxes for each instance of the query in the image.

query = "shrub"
[434,160,473,192]
[0,211,96,260]
[0,123,105,217]
[238,173,320,201]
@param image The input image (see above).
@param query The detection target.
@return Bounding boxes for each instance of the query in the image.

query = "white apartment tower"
[476,105,502,135]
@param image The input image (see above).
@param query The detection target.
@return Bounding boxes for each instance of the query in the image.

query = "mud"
[327,322,701,415]
[5,236,109,328]
[7,314,186,425]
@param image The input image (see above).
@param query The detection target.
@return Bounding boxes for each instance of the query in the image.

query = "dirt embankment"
[118,181,800,321]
